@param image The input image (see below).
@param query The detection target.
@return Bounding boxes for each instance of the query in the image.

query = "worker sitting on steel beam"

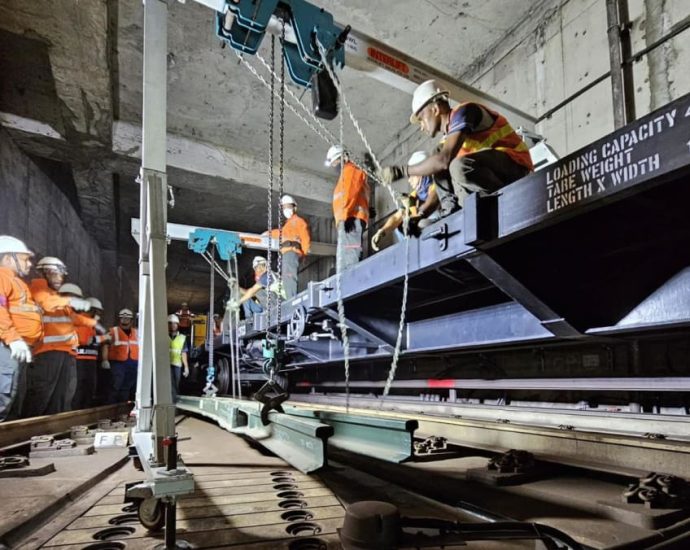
[0,236,42,422]
[379,80,533,209]
[265,195,311,299]
[326,145,370,270]
[227,256,284,319]
[371,151,440,252]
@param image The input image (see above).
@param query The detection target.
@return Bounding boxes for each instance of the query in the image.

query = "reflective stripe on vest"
[43,333,76,343]
[454,103,534,171]
[9,304,41,314]
[169,334,186,367]
[42,316,73,324]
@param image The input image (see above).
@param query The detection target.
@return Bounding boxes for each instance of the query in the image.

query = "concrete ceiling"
[0,0,542,311]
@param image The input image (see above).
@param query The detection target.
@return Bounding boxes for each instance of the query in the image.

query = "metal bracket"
[422,223,449,251]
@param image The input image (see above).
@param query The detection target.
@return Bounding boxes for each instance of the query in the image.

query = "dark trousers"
[171,365,181,402]
[73,359,97,409]
[24,351,76,417]
[449,150,530,207]
[109,361,137,403]
[281,251,300,299]
[0,344,27,421]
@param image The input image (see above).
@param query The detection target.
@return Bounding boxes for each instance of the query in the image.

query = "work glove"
[100,360,111,370]
[94,322,107,335]
[226,299,240,312]
[343,217,357,233]
[378,165,406,185]
[69,297,91,312]
[371,229,386,252]
[9,339,32,363]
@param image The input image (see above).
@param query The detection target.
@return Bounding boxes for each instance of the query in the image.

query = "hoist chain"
[265,35,276,341]
[275,19,286,337]
[316,40,411,407]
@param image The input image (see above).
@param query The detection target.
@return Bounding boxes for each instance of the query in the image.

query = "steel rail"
[284,405,418,463]
[0,404,132,449]
[176,396,332,473]
[288,396,690,478]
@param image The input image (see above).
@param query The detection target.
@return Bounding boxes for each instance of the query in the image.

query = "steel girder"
[227,92,690,367]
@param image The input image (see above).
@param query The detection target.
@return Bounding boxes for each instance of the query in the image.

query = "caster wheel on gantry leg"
[137,497,165,532]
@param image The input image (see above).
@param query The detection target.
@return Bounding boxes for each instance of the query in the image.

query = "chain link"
[316,41,410,406]
[264,36,276,341]
[275,21,286,337]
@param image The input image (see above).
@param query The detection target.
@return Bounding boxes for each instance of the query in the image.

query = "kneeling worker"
[371,151,439,251]
[228,256,284,319]
[267,195,311,299]
[380,80,533,207]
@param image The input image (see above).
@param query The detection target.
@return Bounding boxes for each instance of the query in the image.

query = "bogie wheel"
[138,497,165,531]
[216,356,230,395]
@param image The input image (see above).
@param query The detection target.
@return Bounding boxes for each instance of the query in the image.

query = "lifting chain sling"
[255,24,290,424]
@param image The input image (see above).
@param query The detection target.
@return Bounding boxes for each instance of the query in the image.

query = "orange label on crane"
[367,47,409,75]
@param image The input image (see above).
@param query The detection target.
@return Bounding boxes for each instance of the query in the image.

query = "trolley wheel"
[138,497,165,531]
[216,356,230,395]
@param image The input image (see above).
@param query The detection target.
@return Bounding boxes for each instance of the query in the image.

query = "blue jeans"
[109,361,137,403]
[243,299,263,319]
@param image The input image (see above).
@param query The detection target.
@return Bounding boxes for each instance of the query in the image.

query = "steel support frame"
[131,0,193,503]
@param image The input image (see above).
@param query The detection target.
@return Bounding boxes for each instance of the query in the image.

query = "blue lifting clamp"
[188,228,243,260]
[215,0,349,88]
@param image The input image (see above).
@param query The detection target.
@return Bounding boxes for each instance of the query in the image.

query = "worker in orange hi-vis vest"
[0,236,42,422]
[379,79,533,212]
[71,294,109,409]
[326,145,369,271]
[101,308,138,404]
[28,257,105,417]
[266,194,311,299]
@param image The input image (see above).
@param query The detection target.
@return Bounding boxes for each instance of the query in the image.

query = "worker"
[71,292,109,409]
[27,257,100,417]
[168,314,189,402]
[380,79,533,209]
[227,256,284,319]
[0,236,42,421]
[267,194,311,299]
[326,145,370,270]
[175,302,194,335]
[101,309,138,403]
[371,151,440,251]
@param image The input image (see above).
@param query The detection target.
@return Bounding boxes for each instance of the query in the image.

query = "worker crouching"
[380,79,533,210]
[228,256,284,320]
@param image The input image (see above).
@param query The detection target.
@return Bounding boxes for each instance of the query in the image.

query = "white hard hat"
[87,297,103,310]
[36,256,67,273]
[0,236,32,256]
[58,283,83,297]
[168,314,180,324]
[408,151,429,166]
[325,145,344,166]
[280,194,296,206]
[252,256,267,269]
[118,308,134,318]
[410,79,449,124]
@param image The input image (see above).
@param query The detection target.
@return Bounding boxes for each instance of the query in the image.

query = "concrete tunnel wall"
[0,129,119,321]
